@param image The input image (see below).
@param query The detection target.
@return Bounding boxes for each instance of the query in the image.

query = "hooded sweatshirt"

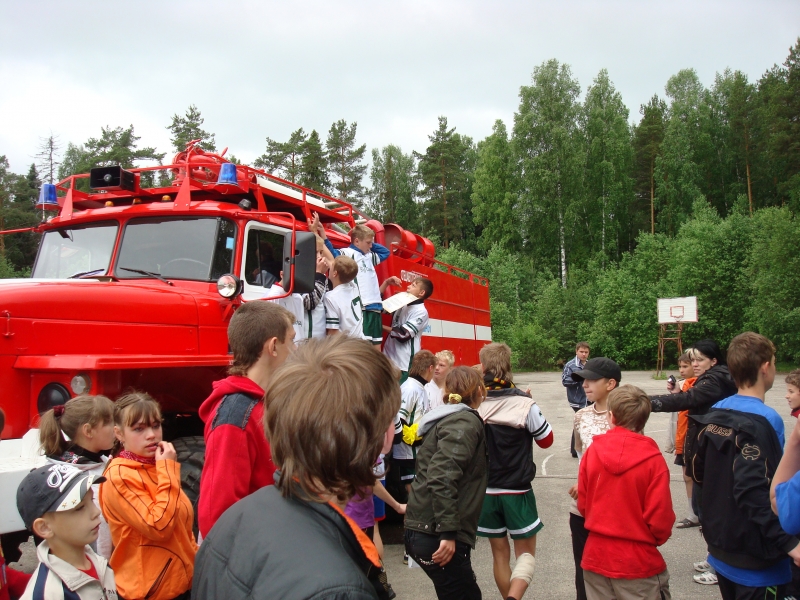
[197,375,275,538]
[578,427,674,580]
[20,541,115,600]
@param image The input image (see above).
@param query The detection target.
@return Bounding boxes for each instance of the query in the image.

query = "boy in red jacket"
[578,384,674,600]
[197,302,296,539]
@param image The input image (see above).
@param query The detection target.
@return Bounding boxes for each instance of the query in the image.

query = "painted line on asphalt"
[541,453,554,476]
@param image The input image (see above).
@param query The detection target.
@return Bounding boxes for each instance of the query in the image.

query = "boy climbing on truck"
[310,213,396,347]
[383,277,433,383]
[197,301,296,538]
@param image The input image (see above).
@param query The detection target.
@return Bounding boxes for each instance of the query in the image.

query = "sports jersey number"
[351,296,362,322]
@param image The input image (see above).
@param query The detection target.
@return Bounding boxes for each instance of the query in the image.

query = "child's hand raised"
[155,441,177,462]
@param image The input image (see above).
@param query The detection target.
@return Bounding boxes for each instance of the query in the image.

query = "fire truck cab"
[0,142,491,542]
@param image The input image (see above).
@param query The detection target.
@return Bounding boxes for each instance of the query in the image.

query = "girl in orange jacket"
[99,392,197,600]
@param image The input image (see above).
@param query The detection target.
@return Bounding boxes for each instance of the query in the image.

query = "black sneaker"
[403,553,409,565]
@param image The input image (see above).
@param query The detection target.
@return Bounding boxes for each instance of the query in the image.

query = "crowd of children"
[8,216,800,600]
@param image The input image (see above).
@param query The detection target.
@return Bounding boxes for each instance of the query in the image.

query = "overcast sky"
[1,1,798,176]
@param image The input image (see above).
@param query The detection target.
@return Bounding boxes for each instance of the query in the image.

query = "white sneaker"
[693,560,711,573]
[693,571,718,585]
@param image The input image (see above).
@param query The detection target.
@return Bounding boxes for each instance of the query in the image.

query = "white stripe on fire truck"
[423,319,492,341]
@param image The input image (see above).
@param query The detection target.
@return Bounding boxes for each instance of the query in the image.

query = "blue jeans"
[404,529,481,600]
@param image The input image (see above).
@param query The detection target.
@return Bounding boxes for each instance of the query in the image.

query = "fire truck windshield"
[115,217,236,282]
[32,221,118,279]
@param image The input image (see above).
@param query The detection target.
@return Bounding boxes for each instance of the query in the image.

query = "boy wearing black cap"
[16,464,116,600]
[567,357,621,600]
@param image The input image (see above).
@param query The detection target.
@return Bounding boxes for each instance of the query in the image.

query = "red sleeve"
[577,448,591,516]
[7,566,31,599]
[536,430,554,449]
[643,459,675,546]
[198,423,257,538]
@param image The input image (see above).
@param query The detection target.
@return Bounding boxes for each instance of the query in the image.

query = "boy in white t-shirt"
[324,256,367,339]
[424,350,455,411]
[383,277,433,383]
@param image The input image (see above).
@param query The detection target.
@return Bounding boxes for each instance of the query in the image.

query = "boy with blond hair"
[324,255,368,339]
[579,385,673,600]
[312,216,393,346]
[425,350,455,410]
[692,333,800,599]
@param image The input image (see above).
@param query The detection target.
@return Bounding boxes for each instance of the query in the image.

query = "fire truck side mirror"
[284,231,316,295]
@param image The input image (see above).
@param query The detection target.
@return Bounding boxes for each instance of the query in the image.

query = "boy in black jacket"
[690,332,800,600]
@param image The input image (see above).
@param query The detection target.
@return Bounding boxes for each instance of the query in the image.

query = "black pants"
[717,573,785,600]
[570,513,589,600]
[405,529,481,600]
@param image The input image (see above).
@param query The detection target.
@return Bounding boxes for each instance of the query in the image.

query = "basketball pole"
[656,321,684,377]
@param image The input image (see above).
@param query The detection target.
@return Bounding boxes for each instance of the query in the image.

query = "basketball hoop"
[656,297,699,376]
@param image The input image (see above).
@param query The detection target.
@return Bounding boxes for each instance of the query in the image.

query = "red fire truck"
[0,142,490,543]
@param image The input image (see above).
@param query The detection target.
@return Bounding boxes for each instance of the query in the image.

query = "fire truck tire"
[172,435,205,526]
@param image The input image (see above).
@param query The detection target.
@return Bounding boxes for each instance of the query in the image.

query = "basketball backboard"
[657,297,698,324]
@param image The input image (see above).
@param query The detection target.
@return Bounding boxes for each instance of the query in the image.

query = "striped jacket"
[20,542,116,600]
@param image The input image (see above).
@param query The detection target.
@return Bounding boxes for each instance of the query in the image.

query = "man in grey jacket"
[562,342,590,457]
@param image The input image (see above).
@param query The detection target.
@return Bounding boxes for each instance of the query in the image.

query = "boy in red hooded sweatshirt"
[197,302,296,539]
[578,384,674,600]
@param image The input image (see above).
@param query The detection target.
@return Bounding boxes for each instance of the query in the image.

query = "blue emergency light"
[36,184,59,210]
[217,163,238,185]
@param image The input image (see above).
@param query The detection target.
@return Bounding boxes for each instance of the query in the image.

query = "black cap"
[16,464,105,530]
[572,357,622,383]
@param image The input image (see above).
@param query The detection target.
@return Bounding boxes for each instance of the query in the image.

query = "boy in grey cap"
[16,463,117,600]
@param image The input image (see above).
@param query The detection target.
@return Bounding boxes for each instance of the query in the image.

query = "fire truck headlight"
[217,274,242,299]
[70,374,91,395]
[37,383,71,415]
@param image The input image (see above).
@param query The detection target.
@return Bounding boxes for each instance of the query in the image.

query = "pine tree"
[368,145,418,231]
[633,96,667,234]
[326,120,367,205]
[415,117,475,249]
[472,120,520,254]
[254,128,307,183]
[299,130,329,192]
[167,105,216,152]
[34,134,61,184]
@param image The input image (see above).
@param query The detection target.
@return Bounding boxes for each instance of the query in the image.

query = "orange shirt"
[99,458,197,600]
[675,377,697,455]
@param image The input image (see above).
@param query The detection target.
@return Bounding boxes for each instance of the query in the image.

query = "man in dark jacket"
[193,335,400,600]
[562,342,590,457]
[689,332,800,599]
[197,301,296,539]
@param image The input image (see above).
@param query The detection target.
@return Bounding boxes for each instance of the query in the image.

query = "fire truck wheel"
[172,435,205,531]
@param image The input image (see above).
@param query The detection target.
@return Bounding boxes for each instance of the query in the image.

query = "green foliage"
[167,105,216,153]
[367,145,419,231]
[415,117,476,249]
[326,120,367,205]
[254,128,307,184]
[298,130,329,192]
[746,207,800,362]
[472,120,521,253]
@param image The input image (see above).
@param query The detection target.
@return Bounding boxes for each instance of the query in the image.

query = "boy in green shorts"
[477,343,554,600]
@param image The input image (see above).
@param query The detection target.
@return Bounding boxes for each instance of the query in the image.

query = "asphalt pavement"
[11,370,796,599]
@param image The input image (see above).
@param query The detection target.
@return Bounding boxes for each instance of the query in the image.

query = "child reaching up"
[16,463,116,599]
[38,395,116,559]
[383,277,433,383]
[100,392,197,600]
